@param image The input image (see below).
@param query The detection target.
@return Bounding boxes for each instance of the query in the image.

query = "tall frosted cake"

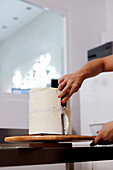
[29,87,70,134]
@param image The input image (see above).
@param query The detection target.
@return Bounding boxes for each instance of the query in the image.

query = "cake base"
[5,135,95,143]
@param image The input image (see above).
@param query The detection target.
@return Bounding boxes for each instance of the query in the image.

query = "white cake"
[29,87,70,134]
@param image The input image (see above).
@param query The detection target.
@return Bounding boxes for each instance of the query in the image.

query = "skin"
[58,55,113,145]
[94,121,113,145]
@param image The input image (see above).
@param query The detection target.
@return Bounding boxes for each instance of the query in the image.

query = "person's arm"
[58,55,113,103]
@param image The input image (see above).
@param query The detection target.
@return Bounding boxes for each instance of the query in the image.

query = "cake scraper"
[61,101,66,135]
[61,96,67,135]
[51,79,66,135]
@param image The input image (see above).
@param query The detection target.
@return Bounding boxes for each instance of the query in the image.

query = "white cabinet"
[0,164,65,170]
[80,72,113,170]
[80,72,113,135]
[0,92,29,129]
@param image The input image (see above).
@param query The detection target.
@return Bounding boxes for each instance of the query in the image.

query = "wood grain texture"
[5,135,95,143]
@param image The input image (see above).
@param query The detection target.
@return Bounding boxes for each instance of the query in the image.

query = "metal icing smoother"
[51,79,66,135]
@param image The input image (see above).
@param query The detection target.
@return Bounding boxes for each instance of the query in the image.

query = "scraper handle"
[51,79,58,88]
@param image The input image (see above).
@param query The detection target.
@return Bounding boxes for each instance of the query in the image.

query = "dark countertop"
[1,128,113,168]
[0,143,113,167]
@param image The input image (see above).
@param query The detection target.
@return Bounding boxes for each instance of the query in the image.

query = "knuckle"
[63,88,67,93]
[58,85,62,90]
[64,96,69,102]
[72,83,77,88]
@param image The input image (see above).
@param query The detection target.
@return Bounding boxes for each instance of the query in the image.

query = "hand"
[93,121,113,145]
[58,71,84,103]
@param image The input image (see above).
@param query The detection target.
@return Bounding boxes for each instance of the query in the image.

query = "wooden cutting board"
[4,135,95,143]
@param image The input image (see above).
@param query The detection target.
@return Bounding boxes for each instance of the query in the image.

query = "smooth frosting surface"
[29,87,70,134]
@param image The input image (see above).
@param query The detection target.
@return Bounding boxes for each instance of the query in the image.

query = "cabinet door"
[94,160,113,170]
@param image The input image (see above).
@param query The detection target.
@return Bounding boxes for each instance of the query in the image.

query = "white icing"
[29,87,70,134]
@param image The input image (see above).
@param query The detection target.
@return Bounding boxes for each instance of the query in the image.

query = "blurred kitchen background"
[0,0,113,170]
[0,0,64,93]
[0,0,65,131]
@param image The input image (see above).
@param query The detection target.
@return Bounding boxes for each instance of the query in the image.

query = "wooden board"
[4,135,95,143]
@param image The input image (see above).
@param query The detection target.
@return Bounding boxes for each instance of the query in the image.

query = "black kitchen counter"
[1,128,113,169]
[0,143,113,167]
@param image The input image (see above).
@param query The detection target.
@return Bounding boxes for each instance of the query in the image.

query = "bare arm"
[83,54,113,78]
[58,55,113,103]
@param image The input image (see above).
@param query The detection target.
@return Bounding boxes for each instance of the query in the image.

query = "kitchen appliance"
[88,41,113,61]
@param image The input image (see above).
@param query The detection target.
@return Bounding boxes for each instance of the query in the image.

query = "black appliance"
[88,41,113,61]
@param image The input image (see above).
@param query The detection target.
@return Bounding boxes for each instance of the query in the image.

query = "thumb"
[94,134,102,145]
[90,135,102,146]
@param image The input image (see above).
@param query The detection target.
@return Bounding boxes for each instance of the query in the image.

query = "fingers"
[94,134,102,146]
[58,79,67,91]
[58,79,80,103]
[58,76,65,84]
[90,129,103,146]
[58,73,83,102]
[90,135,102,147]
[58,83,71,102]
[91,130,106,146]
[61,85,77,103]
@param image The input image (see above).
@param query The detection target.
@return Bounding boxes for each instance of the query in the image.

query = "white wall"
[101,0,113,43]
[105,0,113,32]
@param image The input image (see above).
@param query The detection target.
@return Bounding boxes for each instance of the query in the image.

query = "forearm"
[58,55,113,103]
[76,55,113,81]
